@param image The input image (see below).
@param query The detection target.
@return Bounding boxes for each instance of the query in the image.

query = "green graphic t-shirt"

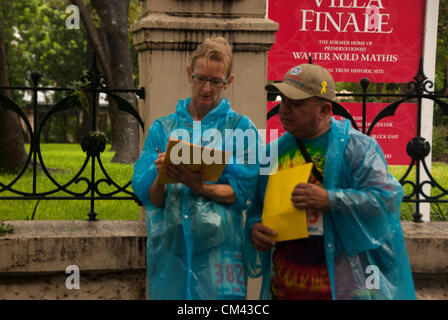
[271,129,332,300]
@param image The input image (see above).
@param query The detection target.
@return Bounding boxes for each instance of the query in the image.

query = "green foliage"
[0,0,86,103]
[433,98,448,127]
[432,125,448,162]
[0,0,142,102]
[89,130,107,142]
[436,0,448,93]
[0,221,14,236]
[68,70,91,112]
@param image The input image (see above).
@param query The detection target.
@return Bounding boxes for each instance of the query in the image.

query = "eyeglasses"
[191,73,228,88]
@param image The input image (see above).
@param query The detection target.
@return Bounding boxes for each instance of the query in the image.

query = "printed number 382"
[214,263,245,285]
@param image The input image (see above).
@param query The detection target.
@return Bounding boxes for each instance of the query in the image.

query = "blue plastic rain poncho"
[132,97,261,299]
[245,117,416,300]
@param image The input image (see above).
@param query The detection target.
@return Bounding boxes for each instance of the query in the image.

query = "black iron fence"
[0,58,447,222]
[0,59,145,221]
[268,58,448,222]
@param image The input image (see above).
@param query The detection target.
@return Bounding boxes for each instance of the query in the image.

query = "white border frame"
[420,0,439,221]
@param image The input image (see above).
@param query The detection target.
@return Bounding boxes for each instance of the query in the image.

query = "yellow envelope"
[261,163,313,242]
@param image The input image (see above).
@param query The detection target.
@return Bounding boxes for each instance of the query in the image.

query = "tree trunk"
[92,0,139,163]
[72,0,140,163]
[70,0,113,82]
[79,37,98,142]
[0,19,27,171]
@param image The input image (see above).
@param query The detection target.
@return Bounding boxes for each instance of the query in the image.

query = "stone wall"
[402,221,448,300]
[0,220,147,299]
[0,220,447,300]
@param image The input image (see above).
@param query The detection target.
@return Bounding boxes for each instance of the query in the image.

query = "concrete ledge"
[1,220,447,299]
[0,220,147,274]
[0,270,146,300]
[402,221,448,274]
[412,274,448,300]
[401,221,448,299]
[132,14,278,52]
[0,220,147,300]
[140,0,267,18]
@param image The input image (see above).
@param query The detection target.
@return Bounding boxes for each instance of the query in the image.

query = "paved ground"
[247,278,262,300]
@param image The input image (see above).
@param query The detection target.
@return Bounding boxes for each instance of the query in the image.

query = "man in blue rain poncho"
[246,63,416,300]
[132,37,262,299]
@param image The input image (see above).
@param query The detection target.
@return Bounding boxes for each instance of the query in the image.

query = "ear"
[187,66,193,83]
[224,74,234,89]
[320,101,332,117]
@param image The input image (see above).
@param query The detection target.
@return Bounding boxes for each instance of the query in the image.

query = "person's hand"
[165,163,206,194]
[150,152,167,207]
[291,183,330,211]
[154,152,165,175]
[250,222,276,252]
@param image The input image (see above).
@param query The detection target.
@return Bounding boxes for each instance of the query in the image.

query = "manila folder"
[157,138,230,184]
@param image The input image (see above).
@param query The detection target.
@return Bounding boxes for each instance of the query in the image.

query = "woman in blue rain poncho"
[246,63,416,300]
[132,37,261,299]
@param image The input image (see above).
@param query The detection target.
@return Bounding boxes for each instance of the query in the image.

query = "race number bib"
[212,252,246,297]
[306,209,323,235]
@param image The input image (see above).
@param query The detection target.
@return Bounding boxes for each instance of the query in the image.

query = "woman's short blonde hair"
[190,37,233,79]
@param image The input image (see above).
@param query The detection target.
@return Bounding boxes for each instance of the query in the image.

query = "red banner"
[267,101,418,165]
[267,0,425,165]
[334,102,418,165]
[267,0,425,83]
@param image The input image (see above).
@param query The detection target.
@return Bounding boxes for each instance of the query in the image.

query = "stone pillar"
[131,0,278,137]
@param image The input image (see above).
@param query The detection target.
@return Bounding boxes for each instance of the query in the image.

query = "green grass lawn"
[389,162,448,221]
[0,144,447,221]
[0,144,139,220]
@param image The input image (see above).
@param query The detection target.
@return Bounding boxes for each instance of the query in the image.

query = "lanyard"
[295,138,324,184]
